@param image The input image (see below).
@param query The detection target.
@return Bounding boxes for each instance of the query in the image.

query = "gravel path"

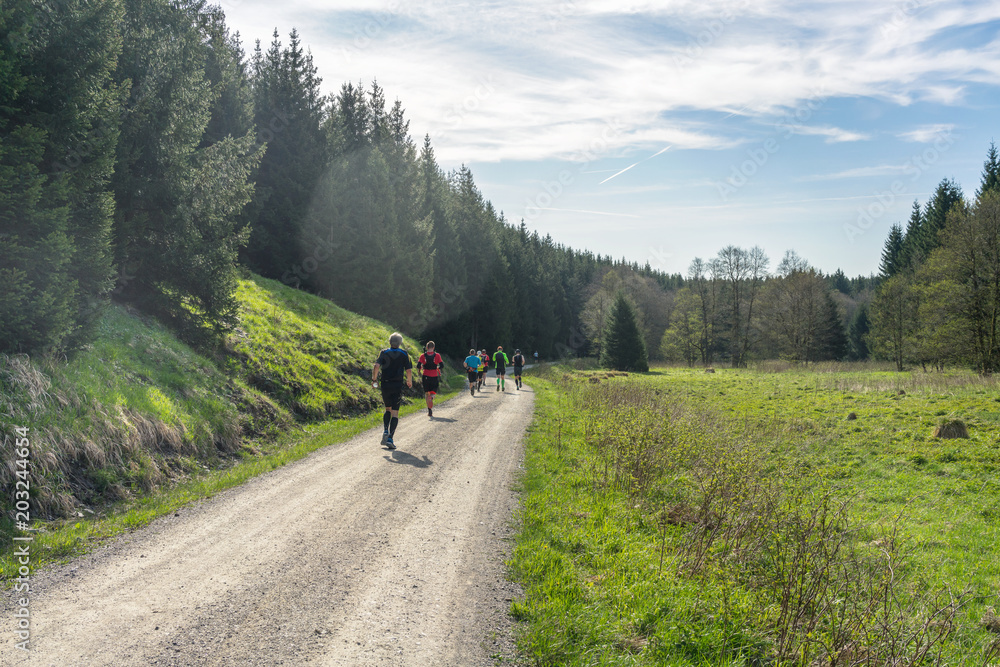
[1,383,533,666]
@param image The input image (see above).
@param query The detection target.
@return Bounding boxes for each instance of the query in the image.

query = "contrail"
[599,163,639,185]
[598,145,671,185]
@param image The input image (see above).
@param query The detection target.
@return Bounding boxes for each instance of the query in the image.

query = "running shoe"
[386,436,396,450]
[381,430,389,445]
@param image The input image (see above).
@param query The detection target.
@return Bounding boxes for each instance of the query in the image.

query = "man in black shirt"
[372,332,413,449]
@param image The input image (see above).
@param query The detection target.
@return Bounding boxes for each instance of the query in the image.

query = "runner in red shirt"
[417,341,444,418]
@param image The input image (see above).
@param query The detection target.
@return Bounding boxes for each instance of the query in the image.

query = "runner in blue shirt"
[463,349,482,397]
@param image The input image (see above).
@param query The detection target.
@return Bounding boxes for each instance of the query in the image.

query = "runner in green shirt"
[492,346,509,392]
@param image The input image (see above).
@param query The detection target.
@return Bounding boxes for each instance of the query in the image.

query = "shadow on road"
[431,417,457,423]
[384,451,433,468]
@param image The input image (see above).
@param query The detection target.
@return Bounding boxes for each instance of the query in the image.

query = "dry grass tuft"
[983,608,1000,634]
[932,419,970,439]
[616,635,648,654]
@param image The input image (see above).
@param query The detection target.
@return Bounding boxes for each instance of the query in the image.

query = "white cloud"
[897,124,957,143]
[786,125,871,143]
[220,0,1000,163]
[798,165,913,181]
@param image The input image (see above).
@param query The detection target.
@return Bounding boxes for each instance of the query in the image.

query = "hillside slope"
[0,274,440,524]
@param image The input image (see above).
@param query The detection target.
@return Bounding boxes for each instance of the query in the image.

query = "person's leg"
[389,407,400,436]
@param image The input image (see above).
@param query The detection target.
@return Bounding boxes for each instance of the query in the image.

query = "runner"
[512,348,526,390]
[533,350,539,363]
[493,346,509,392]
[477,349,489,391]
[416,341,443,418]
[372,332,413,450]
[463,349,482,397]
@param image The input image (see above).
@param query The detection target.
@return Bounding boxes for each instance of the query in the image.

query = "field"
[511,363,1000,666]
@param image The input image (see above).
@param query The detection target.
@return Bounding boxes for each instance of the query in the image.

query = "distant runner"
[493,346,509,392]
[417,341,443,418]
[477,349,489,391]
[464,349,482,397]
[533,351,538,363]
[512,348,526,390]
[372,332,413,450]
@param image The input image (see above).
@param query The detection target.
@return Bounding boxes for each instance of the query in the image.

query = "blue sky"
[219,0,1000,277]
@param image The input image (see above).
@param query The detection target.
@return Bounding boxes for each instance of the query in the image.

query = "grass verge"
[510,364,1000,666]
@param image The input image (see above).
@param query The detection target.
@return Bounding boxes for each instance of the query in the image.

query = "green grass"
[511,364,1000,666]
[1,272,462,574]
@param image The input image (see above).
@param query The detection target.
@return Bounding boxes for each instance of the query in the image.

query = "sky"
[219,0,1000,277]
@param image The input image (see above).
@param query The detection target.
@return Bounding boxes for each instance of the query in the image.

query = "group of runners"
[461,346,526,395]
[370,333,529,449]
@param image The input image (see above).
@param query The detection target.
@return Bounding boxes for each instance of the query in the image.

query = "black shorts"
[422,375,440,394]
[477,370,486,379]
[495,365,506,376]
[381,385,403,410]
[513,366,523,375]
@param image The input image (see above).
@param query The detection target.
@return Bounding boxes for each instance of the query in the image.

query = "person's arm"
[405,367,413,388]
[371,362,381,387]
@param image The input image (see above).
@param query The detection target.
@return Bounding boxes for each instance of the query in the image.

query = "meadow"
[511,363,1000,666]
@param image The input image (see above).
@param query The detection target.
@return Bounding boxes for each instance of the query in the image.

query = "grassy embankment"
[512,363,1000,666]
[0,274,462,576]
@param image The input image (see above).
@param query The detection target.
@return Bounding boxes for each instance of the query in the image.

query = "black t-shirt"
[513,354,525,367]
[375,348,412,386]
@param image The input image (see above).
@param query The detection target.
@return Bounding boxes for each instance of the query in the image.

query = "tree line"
[6,1,995,375]
[869,145,1000,374]
[1,0,672,358]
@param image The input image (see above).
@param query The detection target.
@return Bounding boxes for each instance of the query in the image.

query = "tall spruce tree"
[978,141,1000,200]
[880,223,905,279]
[600,291,648,371]
[244,28,327,280]
[847,303,871,361]
[816,291,848,361]
[899,201,924,270]
[0,0,123,353]
[112,0,262,337]
[919,179,963,257]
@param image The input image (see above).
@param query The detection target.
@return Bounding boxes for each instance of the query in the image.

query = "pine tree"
[831,268,850,294]
[879,223,905,279]
[898,201,923,270]
[113,0,263,337]
[0,0,123,353]
[244,28,327,281]
[920,179,963,257]
[977,141,1000,200]
[847,303,871,360]
[815,292,848,361]
[600,291,648,371]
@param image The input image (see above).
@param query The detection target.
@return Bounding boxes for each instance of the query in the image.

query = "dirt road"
[1,384,533,666]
